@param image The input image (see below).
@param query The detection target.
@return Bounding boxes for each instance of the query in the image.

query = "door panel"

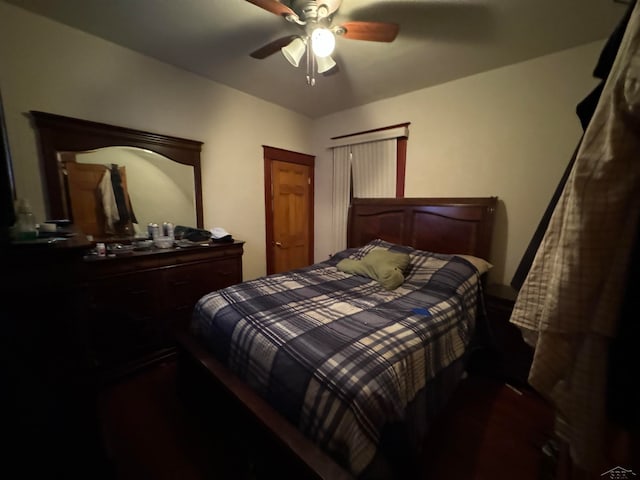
[264,147,314,275]
[65,162,132,239]
[65,162,107,237]
[272,160,311,273]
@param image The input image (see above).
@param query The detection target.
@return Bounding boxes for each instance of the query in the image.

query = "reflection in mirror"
[59,146,197,239]
[30,110,204,243]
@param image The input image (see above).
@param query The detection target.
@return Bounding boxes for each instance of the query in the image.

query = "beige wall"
[1,2,606,287]
[0,2,313,281]
[312,41,604,285]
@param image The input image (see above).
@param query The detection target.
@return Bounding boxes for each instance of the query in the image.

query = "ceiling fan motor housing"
[288,0,335,22]
[247,0,399,80]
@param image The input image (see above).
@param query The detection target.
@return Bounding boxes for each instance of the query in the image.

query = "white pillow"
[455,254,493,275]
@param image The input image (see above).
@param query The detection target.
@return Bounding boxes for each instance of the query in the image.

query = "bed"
[176,196,497,479]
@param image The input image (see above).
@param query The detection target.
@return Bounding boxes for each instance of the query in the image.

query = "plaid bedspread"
[190,239,480,475]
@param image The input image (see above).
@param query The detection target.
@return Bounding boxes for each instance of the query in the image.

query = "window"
[330,123,409,254]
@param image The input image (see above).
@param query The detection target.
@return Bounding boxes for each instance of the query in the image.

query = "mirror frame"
[30,110,204,229]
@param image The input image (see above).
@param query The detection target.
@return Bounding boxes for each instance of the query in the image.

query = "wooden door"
[65,162,108,238]
[65,162,132,239]
[264,147,314,275]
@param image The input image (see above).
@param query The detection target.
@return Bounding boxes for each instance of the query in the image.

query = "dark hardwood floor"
[97,360,555,480]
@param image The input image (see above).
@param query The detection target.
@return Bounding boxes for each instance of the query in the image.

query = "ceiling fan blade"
[250,35,298,59]
[339,21,399,42]
[245,0,296,17]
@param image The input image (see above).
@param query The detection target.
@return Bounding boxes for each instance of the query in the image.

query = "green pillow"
[337,248,410,290]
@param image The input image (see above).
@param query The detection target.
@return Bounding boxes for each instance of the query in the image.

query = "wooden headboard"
[347,197,497,261]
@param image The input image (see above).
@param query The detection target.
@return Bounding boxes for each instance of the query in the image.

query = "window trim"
[330,123,409,198]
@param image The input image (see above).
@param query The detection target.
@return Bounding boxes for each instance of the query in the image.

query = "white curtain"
[329,127,404,255]
[351,139,397,198]
[331,145,351,254]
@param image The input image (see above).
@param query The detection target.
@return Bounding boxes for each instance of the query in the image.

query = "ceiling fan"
[246,0,399,85]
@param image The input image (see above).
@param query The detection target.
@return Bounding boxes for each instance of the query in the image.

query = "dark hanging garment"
[110,164,129,225]
[128,191,137,224]
[508,0,640,471]
[601,0,640,438]
[576,1,636,129]
[510,0,637,290]
[110,164,137,226]
[606,214,640,430]
[510,140,581,290]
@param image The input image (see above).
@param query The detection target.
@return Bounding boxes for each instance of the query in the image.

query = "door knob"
[275,241,282,247]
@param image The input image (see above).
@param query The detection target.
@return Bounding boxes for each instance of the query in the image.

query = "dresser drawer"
[163,257,242,330]
[87,272,169,372]
[203,257,242,290]
[89,271,161,317]
[82,241,244,379]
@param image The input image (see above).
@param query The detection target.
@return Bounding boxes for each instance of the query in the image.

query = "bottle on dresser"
[12,198,37,241]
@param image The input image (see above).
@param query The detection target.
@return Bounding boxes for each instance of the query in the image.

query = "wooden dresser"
[4,238,244,382]
[2,237,243,478]
[84,241,244,381]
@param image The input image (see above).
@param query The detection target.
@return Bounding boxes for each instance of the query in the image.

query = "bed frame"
[347,197,496,260]
[176,197,497,479]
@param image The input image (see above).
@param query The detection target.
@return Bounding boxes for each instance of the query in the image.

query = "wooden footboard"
[175,331,355,480]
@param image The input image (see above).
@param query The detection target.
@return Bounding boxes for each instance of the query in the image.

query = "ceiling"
[4,0,629,118]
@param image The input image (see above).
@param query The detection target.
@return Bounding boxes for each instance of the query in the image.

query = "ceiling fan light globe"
[311,27,335,58]
[316,55,336,74]
[281,37,306,67]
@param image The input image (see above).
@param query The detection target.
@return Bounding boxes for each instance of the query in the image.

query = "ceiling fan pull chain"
[305,38,315,86]
[306,40,311,85]
[311,49,317,86]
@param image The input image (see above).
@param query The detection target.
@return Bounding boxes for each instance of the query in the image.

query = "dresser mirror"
[30,111,203,242]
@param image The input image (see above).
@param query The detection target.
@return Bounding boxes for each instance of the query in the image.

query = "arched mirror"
[30,111,203,242]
